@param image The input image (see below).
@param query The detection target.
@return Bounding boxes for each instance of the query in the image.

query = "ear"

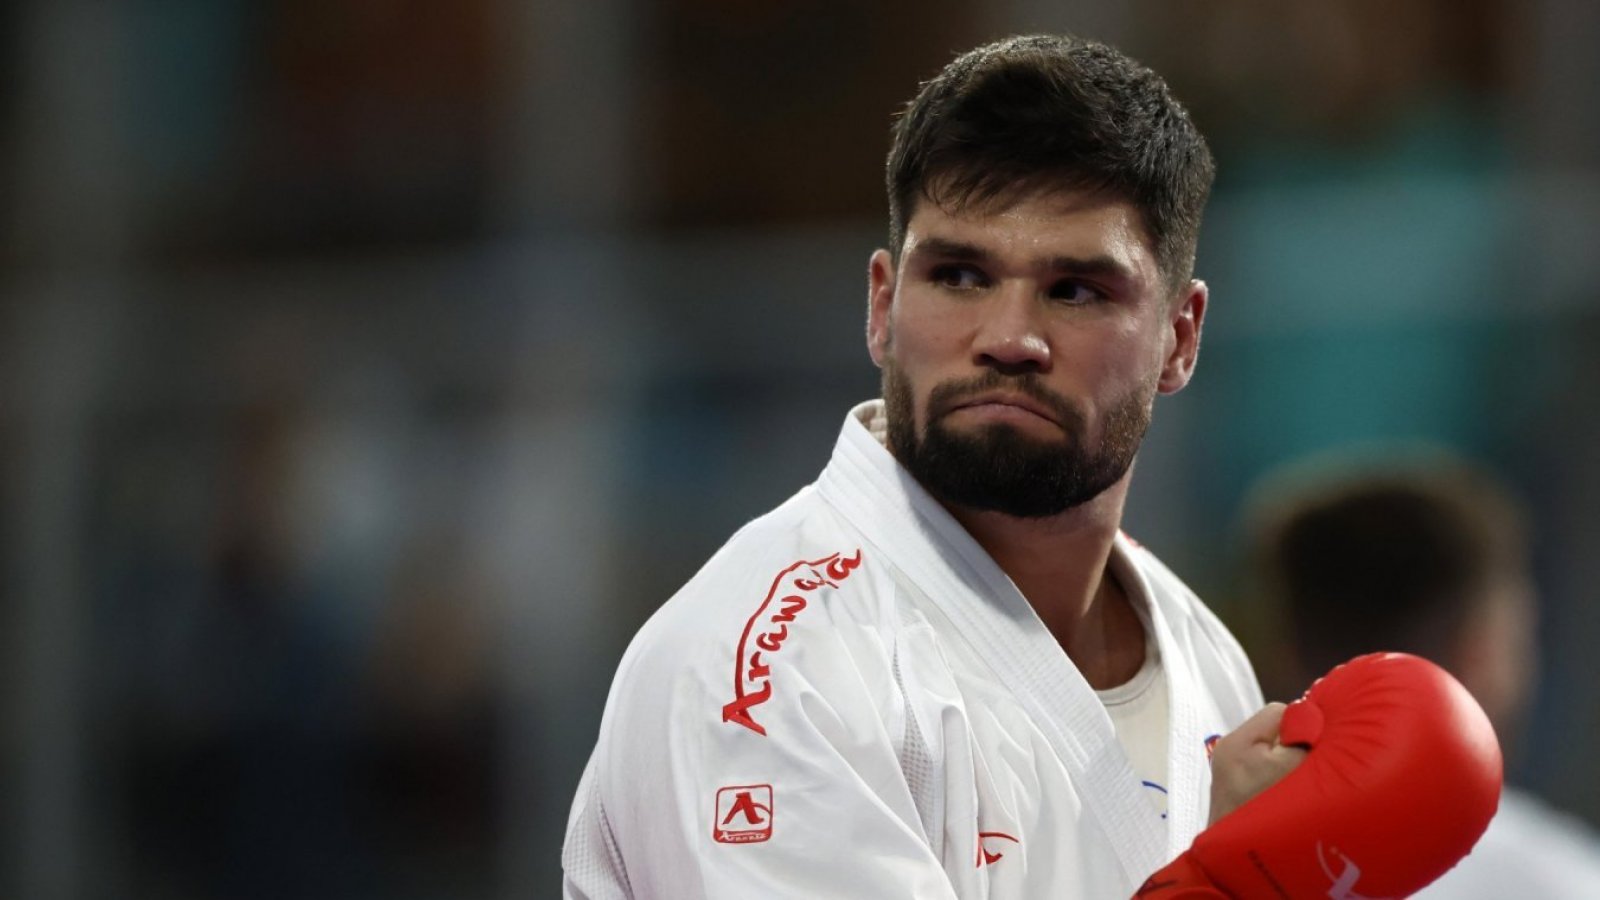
[1452,582,1538,731]
[866,249,897,368]
[1157,279,1208,394]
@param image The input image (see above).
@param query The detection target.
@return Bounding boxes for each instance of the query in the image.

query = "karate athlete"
[564,34,1297,898]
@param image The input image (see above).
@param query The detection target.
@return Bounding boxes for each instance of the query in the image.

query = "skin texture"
[1205,702,1308,825]
[867,187,1204,688]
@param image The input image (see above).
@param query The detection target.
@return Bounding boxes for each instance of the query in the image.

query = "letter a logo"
[714,784,774,844]
[1317,843,1383,900]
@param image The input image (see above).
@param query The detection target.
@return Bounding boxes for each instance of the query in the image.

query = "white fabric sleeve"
[563,753,633,900]
[563,565,961,900]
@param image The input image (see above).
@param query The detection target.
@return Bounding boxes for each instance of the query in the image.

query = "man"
[1245,454,1600,898]
[564,34,1295,898]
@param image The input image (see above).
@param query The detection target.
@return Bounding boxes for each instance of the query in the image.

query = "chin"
[943,418,1070,452]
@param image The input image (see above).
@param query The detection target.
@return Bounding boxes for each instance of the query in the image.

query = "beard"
[883,362,1152,518]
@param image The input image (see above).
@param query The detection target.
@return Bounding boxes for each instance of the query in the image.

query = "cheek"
[881,303,966,392]
[891,298,971,358]
[881,324,957,435]
[881,354,932,446]
[1110,316,1172,386]
[1061,318,1150,382]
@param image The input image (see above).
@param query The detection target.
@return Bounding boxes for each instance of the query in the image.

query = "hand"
[1206,702,1306,826]
[1135,653,1502,899]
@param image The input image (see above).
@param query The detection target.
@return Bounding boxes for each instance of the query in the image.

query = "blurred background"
[4,0,1598,897]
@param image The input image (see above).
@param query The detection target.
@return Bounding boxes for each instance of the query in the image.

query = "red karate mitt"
[1135,652,1502,899]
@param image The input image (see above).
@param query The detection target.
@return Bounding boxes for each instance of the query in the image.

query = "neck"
[947,477,1145,689]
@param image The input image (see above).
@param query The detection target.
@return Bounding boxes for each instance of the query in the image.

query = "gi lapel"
[816,404,1168,890]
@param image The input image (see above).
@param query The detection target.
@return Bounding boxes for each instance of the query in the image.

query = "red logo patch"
[713,784,774,844]
[721,550,863,736]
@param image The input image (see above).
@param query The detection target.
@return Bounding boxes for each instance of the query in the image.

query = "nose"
[971,284,1051,374]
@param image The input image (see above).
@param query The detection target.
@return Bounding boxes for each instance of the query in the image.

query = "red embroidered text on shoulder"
[721,550,864,736]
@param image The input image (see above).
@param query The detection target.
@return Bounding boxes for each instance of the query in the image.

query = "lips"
[949,392,1062,427]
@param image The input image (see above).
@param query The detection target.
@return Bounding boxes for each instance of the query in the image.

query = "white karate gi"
[1415,788,1600,899]
[563,400,1263,899]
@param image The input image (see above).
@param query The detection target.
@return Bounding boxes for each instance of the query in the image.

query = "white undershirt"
[1096,608,1170,821]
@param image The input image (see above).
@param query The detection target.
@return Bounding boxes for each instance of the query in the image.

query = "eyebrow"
[911,237,990,262]
[911,236,1138,283]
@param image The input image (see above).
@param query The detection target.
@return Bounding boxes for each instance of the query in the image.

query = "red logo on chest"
[721,550,863,736]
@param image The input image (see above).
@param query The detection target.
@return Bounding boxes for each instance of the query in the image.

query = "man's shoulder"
[590,488,899,763]
[1422,788,1600,896]
[657,486,869,617]
[613,486,888,691]
[1481,789,1600,862]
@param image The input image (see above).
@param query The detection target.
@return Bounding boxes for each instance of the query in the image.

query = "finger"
[1216,702,1288,754]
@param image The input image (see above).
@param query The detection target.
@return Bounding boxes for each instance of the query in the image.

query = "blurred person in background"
[562,33,1302,899]
[1244,453,1600,897]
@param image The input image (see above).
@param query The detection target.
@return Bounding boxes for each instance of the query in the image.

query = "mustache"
[925,371,1084,431]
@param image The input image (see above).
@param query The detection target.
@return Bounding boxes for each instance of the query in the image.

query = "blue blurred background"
[4,0,1599,897]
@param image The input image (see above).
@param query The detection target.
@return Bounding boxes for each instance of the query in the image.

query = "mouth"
[947,392,1062,429]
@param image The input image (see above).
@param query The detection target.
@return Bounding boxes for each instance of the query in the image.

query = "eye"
[930,264,990,291]
[1047,279,1106,304]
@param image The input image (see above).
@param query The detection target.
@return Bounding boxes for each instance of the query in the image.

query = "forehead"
[903,188,1159,276]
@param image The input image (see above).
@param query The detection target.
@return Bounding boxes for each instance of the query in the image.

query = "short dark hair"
[1248,461,1529,679]
[885,34,1215,291]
